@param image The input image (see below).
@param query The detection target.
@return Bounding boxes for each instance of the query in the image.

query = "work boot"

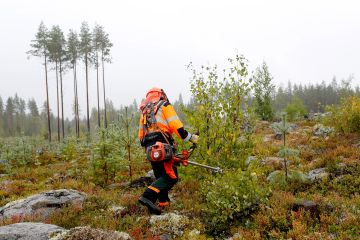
[138,196,161,215]
[159,201,170,210]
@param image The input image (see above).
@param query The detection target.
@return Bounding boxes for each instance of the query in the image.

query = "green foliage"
[324,96,360,134]
[285,97,307,121]
[90,125,127,186]
[201,169,269,236]
[253,61,274,121]
[267,170,308,191]
[185,55,254,169]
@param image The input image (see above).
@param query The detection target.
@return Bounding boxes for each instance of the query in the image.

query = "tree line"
[0,94,140,138]
[251,62,360,121]
[27,21,113,142]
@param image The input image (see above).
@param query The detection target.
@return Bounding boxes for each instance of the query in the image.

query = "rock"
[159,233,172,240]
[0,189,86,220]
[307,168,329,182]
[271,123,298,140]
[50,226,132,240]
[0,160,8,165]
[150,212,189,237]
[245,156,257,166]
[109,205,126,218]
[261,157,285,169]
[226,232,242,240]
[263,134,274,142]
[292,200,320,220]
[313,124,334,137]
[0,222,64,240]
[146,170,156,180]
[129,177,154,188]
[0,174,7,178]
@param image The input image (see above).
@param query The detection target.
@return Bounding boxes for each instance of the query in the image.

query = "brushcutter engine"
[146,142,173,162]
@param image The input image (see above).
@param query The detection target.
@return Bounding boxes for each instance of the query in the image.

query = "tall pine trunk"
[75,63,80,138]
[73,64,78,138]
[85,55,90,137]
[102,52,107,128]
[56,61,60,142]
[60,59,65,139]
[44,55,51,141]
[96,52,100,128]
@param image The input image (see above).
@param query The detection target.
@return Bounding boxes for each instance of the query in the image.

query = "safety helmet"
[146,87,168,101]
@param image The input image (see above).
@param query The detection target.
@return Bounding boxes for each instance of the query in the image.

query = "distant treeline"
[273,77,360,112]
[0,94,138,138]
[0,78,358,138]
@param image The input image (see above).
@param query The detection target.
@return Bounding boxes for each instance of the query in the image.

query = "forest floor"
[0,119,359,239]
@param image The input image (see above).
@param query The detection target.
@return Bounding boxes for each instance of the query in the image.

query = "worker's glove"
[181,159,188,166]
[189,134,199,144]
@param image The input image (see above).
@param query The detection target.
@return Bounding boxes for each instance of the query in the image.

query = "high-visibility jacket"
[138,102,191,144]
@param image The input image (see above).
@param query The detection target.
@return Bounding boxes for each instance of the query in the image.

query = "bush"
[285,97,307,121]
[185,55,255,169]
[201,169,269,236]
[324,96,360,134]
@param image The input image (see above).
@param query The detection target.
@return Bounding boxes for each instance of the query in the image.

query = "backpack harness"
[142,100,174,163]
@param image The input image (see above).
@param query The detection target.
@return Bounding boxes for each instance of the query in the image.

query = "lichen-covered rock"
[150,212,189,237]
[50,226,132,240]
[307,168,329,181]
[313,124,334,137]
[0,189,86,220]
[0,222,64,240]
[145,170,156,180]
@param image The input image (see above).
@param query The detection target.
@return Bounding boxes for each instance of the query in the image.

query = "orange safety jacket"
[138,102,191,143]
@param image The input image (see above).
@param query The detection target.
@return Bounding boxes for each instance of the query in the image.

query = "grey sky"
[0,0,359,118]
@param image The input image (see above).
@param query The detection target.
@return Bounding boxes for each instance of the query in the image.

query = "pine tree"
[48,25,65,141]
[27,21,51,141]
[80,22,93,137]
[99,26,112,128]
[93,24,103,128]
[67,29,81,138]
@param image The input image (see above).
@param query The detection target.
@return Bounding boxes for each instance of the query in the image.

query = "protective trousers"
[142,161,178,206]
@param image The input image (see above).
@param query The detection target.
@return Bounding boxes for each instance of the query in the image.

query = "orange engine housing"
[146,142,173,162]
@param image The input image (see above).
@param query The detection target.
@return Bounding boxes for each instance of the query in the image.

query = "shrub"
[285,97,308,121]
[185,55,255,169]
[201,169,269,236]
[324,96,360,134]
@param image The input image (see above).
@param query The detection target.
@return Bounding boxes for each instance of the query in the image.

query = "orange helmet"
[140,87,168,111]
[146,87,168,101]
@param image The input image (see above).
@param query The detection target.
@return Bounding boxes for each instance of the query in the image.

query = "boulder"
[0,189,86,220]
[0,222,64,240]
[150,212,189,237]
[307,168,329,182]
[50,226,132,240]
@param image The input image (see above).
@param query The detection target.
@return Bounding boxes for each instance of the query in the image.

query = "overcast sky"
[0,0,359,118]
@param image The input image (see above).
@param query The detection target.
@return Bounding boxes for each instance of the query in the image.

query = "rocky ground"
[0,119,359,239]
